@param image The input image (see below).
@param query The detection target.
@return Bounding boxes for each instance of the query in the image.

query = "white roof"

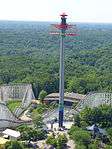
[2,129,20,138]
[86,124,95,131]
[45,92,86,101]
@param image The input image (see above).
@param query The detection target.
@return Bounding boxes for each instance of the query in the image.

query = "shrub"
[75,143,87,149]
[88,138,101,149]
[39,90,47,103]
[46,134,68,149]
[5,141,24,149]
[74,114,81,127]
[69,126,91,148]
[80,105,112,128]
[57,134,68,149]
[107,128,112,141]
[16,124,47,141]
[105,145,112,149]
[46,135,57,148]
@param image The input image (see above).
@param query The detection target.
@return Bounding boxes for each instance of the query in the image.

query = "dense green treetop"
[0,21,112,97]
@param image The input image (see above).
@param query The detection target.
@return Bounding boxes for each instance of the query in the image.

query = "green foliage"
[75,143,87,149]
[107,128,112,143]
[79,105,112,128]
[16,124,47,141]
[66,69,111,94]
[46,134,68,149]
[32,103,48,114]
[5,141,24,149]
[105,145,112,149]
[31,111,44,129]
[69,126,91,148]
[31,102,58,115]
[38,90,47,102]
[74,114,81,127]
[57,134,68,149]
[68,126,81,137]
[17,112,47,140]
[70,105,112,149]
[17,112,47,141]
[16,124,32,140]
[7,100,21,112]
[46,135,57,148]
[88,138,101,149]
[0,22,112,95]
[73,129,91,146]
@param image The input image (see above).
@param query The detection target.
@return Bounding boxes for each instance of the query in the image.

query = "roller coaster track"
[0,84,34,128]
[75,92,111,111]
[0,92,112,126]
[0,102,31,128]
[43,92,112,122]
[0,119,24,124]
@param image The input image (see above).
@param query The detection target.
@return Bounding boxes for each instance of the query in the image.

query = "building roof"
[2,129,20,138]
[45,92,86,101]
[86,124,96,131]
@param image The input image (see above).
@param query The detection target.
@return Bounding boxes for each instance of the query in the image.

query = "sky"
[0,0,112,23]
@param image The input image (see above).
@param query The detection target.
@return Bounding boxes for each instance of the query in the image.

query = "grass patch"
[7,100,22,112]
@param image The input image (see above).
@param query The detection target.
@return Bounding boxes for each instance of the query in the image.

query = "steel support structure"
[50,13,78,128]
[59,29,65,128]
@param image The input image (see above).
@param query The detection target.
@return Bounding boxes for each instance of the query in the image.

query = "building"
[44,92,86,106]
[2,129,21,140]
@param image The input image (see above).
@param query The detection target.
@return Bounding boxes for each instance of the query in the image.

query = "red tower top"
[60,13,68,17]
[50,13,78,36]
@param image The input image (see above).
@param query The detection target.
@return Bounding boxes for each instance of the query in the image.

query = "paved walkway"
[46,122,73,130]
[20,110,75,148]
[36,132,75,149]
[19,110,32,121]
[45,122,75,149]
[66,133,75,149]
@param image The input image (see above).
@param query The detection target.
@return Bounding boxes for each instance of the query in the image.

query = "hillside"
[0,21,112,97]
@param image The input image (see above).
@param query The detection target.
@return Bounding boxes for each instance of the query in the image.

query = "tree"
[46,134,68,149]
[69,126,91,148]
[16,124,47,141]
[74,114,81,127]
[38,90,47,103]
[79,105,112,128]
[57,134,68,149]
[46,135,57,148]
[32,111,44,129]
[0,22,112,94]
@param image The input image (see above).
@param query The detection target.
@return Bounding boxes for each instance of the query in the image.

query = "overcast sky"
[0,0,112,23]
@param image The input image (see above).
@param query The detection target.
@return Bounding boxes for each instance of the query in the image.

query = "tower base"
[59,109,64,128]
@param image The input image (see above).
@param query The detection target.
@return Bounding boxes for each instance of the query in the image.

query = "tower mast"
[50,13,78,128]
[59,13,67,128]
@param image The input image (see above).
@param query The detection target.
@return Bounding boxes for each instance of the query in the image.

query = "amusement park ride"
[50,13,78,128]
[0,14,112,129]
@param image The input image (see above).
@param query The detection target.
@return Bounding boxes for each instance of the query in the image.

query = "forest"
[0,21,112,97]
